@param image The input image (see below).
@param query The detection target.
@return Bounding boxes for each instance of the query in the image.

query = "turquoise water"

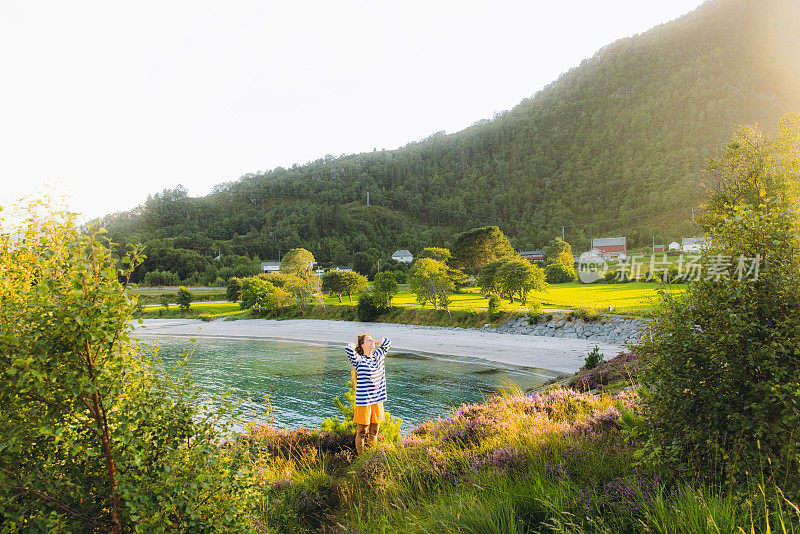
[134,335,559,433]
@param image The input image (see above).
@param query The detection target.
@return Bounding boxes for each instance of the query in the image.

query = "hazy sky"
[0,0,706,220]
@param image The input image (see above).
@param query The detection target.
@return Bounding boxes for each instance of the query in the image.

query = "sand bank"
[132,318,627,374]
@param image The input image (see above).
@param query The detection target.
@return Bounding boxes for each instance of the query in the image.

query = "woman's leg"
[355,423,368,455]
[366,423,380,448]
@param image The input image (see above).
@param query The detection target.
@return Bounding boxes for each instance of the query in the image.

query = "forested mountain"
[99,0,800,283]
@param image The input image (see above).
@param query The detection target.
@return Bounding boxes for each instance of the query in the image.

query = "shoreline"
[131,318,626,374]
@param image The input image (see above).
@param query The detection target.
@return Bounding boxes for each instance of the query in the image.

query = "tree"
[477,257,509,297]
[496,258,546,304]
[176,286,193,310]
[545,262,576,283]
[544,237,574,267]
[408,258,455,312]
[353,250,378,279]
[322,270,346,302]
[0,203,254,531]
[450,226,517,275]
[544,237,576,282]
[280,247,315,275]
[240,276,287,314]
[340,271,368,302]
[226,276,242,302]
[639,115,800,486]
[418,246,451,263]
[372,271,399,308]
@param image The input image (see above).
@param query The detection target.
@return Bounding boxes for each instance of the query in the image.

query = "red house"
[592,237,627,259]
[519,250,545,263]
[653,244,665,253]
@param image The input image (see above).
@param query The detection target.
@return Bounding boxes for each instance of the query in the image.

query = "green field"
[324,282,685,314]
[140,301,245,320]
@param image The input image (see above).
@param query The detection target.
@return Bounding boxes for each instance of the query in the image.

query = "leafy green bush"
[583,346,605,370]
[487,294,502,322]
[226,276,242,302]
[321,378,401,444]
[0,203,256,531]
[573,306,602,322]
[356,293,382,322]
[640,117,800,487]
[545,262,576,283]
[176,285,193,310]
[240,276,288,315]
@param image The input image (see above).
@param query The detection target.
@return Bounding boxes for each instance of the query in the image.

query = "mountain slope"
[101,0,800,278]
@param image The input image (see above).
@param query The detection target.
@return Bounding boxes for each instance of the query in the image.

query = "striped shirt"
[345,338,390,406]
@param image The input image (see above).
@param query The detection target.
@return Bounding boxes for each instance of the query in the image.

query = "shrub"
[176,285,193,310]
[240,276,287,314]
[545,262,576,283]
[0,204,255,530]
[321,378,401,445]
[640,116,800,486]
[356,293,382,322]
[487,295,502,322]
[158,294,170,310]
[226,276,242,302]
[583,346,605,370]
[573,305,601,322]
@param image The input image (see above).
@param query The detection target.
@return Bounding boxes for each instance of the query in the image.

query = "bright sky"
[0,0,705,220]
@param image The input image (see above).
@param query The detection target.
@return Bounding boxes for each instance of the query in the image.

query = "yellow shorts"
[353,402,385,425]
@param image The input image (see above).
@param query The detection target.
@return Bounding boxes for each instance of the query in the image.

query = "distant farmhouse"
[682,237,709,253]
[668,241,681,251]
[592,237,627,260]
[260,261,281,273]
[653,244,665,253]
[519,250,545,263]
[392,249,414,263]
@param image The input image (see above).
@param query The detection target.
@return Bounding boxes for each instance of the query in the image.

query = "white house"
[668,241,681,251]
[682,237,710,253]
[392,249,414,263]
[260,261,281,273]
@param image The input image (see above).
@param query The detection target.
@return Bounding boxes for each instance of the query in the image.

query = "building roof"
[392,249,413,257]
[682,237,707,245]
[592,237,626,247]
[520,250,545,256]
[260,261,281,268]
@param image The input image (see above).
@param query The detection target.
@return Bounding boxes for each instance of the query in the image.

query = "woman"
[345,334,390,454]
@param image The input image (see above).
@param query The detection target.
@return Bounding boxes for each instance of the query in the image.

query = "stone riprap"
[486,315,647,345]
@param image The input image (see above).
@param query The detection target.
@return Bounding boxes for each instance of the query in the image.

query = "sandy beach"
[131,319,626,374]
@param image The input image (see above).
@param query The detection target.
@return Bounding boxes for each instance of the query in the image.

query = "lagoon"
[134,335,560,433]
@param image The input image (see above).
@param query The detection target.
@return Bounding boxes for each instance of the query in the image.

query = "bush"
[583,346,605,370]
[640,117,800,486]
[545,262,576,283]
[356,293,383,322]
[0,204,255,530]
[240,276,287,315]
[573,306,601,322]
[226,276,242,302]
[176,285,193,310]
[487,294,502,322]
[525,300,544,324]
[321,378,401,445]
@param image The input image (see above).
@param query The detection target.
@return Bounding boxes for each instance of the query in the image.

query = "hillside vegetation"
[99,0,800,284]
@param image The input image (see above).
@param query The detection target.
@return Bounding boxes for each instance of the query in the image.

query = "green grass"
[131,287,227,305]
[326,283,684,315]
[139,301,245,320]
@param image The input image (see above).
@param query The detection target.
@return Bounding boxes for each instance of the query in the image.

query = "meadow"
[241,372,798,533]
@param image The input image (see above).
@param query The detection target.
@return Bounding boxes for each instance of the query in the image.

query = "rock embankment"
[486,315,647,346]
